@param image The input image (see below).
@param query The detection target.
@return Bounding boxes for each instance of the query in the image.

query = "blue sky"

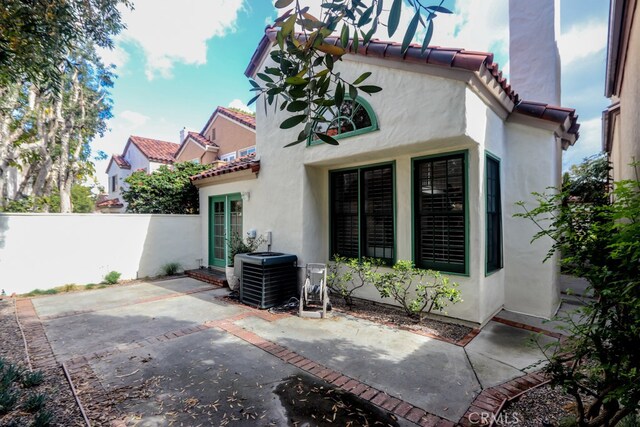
[95,0,610,189]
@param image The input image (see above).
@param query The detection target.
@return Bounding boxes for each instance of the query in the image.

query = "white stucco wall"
[124,143,151,173]
[0,214,201,294]
[197,54,562,324]
[502,123,562,318]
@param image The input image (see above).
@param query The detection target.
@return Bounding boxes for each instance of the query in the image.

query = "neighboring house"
[192,1,580,326]
[603,0,640,182]
[97,136,179,213]
[174,107,256,164]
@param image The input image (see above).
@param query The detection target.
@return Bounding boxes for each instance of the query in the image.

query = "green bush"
[32,408,54,426]
[22,393,46,413]
[103,271,121,285]
[327,256,383,307]
[0,388,18,415]
[373,261,462,321]
[21,371,44,388]
[22,289,58,297]
[161,262,181,276]
[516,162,640,426]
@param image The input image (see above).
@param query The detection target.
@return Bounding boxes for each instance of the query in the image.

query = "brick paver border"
[18,292,555,427]
[458,371,550,427]
[491,316,563,339]
[220,295,483,347]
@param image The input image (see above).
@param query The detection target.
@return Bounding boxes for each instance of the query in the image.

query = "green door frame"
[208,193,242,267]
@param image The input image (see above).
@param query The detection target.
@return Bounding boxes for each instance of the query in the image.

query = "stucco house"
[174,107,256,165]
[98,136,179,213]
[603,0,640,182]
[192,2,580,326]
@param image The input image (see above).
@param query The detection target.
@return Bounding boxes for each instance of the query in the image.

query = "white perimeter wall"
[0,214,201,294]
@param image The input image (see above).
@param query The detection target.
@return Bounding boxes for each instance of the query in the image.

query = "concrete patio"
[26,277,563,426]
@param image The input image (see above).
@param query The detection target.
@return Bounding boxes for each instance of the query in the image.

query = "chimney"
[179,127,187,143]
[509,0,561,106]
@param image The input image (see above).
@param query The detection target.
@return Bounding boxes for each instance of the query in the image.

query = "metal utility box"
[238,252,298,309]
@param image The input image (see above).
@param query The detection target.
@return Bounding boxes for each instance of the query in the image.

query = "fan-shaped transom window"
[309,97,378,145]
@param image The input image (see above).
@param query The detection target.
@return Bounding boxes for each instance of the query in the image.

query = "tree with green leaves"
[563,153,611,205]
[0,0,131,88]
[250,0,452,146]
[516,162,640,427]
[122,162,211,214]
[0,0,129,212]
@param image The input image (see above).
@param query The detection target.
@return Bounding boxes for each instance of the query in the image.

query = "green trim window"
[330,163,394,263]
[486,155,503,273]
[310,97,378,145]
[413,154,466,274]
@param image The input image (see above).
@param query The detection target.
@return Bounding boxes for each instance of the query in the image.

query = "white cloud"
[228,99,254,113]
[558,21,608,66]
[119,110,150,128]
[109,0,245,79]
[432,0,509,62]
[562,117,603,170]
[97,45,129,69]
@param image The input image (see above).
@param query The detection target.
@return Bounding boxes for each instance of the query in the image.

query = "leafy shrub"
[22,393,46,413]
[373,261,462,321]
[516,163,640,427]
[327,256,383,307]
[227,232,265,266]
[161,262,181,276]
[53,284,80,293]
[21,371,44,388]
[32,408,54,426]
[22,289,58,297]
[103,271,121,285]
[1,362,23,388]
[0,388,18,415]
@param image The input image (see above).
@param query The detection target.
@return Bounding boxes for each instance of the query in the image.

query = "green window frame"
[413,152,468,274]
[330,162,395,264]
[485,153,503,274]
[309,97,378,146]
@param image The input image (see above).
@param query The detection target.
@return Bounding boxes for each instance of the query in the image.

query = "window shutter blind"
[415,155,466,273]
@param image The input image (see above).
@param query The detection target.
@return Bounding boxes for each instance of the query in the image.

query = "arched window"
[309,97,378,145]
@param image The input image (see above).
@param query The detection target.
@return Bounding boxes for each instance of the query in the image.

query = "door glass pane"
[213,201,225,260]
[230,199,243,239]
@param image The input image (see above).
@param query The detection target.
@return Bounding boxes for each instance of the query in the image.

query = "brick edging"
[458,371,550,427]
[214,319,455,427]
[15,299,58,370]
[492,316,563,339]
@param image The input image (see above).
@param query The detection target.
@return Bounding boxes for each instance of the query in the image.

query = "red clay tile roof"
[105,154,131,173]
[187,131,217,147]
[96,198,124,208]
[190,153,260,182]
[245,29,579,142]
[514,101,580,140]
[113,154,131,169]
[200,106,256,135]
[175,131,219,160]
[128,136,179,164]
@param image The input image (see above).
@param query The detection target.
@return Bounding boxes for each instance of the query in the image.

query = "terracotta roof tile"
[187,131,217,147]
[96,198,124,208]
[514,101,580,142]
[106,154,131,173]
[200,106,256,135]
[112,154,131,169]
[128,136,179,164]
[245,29,580,141]
[217,107,256,129]
[190,153,260,182]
